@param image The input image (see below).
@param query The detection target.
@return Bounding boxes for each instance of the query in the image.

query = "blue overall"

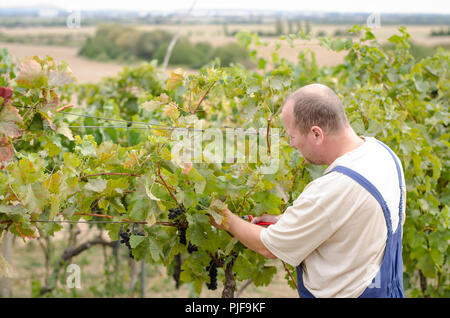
[296,140,405,298]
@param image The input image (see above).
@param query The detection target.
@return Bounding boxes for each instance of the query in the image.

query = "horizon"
[1,0,450,15]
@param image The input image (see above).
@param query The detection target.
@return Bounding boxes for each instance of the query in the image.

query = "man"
[210,83,406,298]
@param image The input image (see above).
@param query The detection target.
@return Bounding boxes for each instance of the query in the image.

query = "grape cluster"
[187,242,198,254]
[172,254,182,289]
[206,260,218,290]
[178,227,187,245]
[120,229,133,259]
[169,206,198,254]
[119,228,145,259]
[168,206,185,221]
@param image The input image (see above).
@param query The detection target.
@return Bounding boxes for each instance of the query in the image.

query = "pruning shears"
[242,215,275,226]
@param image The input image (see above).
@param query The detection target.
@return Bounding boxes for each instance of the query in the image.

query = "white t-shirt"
[260,137,406,298]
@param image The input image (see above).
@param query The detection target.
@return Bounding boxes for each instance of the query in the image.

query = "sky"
[2,0,450,14]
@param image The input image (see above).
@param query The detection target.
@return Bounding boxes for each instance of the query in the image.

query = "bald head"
[282,84,348,135]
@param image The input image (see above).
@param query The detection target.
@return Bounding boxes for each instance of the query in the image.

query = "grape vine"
[0,25,448,297]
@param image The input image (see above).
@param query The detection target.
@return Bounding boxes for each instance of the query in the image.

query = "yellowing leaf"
[49,195,60,220]
[124,150,139,169]
[158,93,170,103]
[44,173,62,194]
[23,183,50,214]
[208,199,228,225]
[166,68,185,90]
[163,102,180,122]
[141,100,163,112]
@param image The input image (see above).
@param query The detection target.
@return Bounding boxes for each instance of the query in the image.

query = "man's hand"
[209,208,278,260]
[250,214,281,226]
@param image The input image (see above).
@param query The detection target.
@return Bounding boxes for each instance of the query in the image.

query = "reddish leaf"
[0,105,23,138]
[16,59,45,89]
[0,87,13,107]
[42,89,60,111]
[0,137,13,167]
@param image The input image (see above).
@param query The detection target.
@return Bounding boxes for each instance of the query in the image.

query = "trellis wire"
[60,112,284,136]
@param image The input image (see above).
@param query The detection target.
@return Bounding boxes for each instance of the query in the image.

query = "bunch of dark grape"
[119,228,133,259]
[168,206,185,222]
[187,242,198,254]
[172,254,182,289]
[178,227,187,245]
[206,260,218,290]
[120,228,145,259]
[169,206,198,253]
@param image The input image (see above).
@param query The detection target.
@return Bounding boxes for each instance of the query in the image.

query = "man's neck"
[324,128,365,166]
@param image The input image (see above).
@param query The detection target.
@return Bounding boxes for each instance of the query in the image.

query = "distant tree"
[296,20,302,33]
[305,20,311,35]
[287,20,294,34]
[223,23,229,36]
[275,19,284,36]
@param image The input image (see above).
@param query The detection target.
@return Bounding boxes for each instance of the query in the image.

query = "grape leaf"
[56,122,74,141]
[84,179,107,193]
[0,105,23,138]
[130,234,145,248]
[0,137,13,165]
[22,183,50,214]
[48,67,76,86]
[166,68,185,90]
[0,87,13,106]
[16,59,46,89]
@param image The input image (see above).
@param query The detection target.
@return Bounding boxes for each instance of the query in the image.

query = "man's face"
[282,101,322,165]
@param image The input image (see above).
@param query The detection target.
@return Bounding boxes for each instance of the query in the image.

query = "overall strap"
[328,166,394,234]
[375,140,404,226]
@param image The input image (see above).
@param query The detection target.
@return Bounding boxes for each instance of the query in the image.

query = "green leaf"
[417,255,436,278]
[127,193,150,221]
[48,65,76,86]
[84,178,107,193]
[147,236,163,262]
[388,35,403,44]
[186,213,212,248]
[0,204,27,214]
[57,122,74,141]
[145,182,161,201]
[75,135,97,157]
[130,234,145,248]
[22,183,50,214]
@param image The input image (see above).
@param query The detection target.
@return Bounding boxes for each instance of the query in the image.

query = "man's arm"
[210,207,277,259]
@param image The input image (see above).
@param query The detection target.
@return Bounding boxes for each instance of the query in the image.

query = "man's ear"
[310,126,324,143]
